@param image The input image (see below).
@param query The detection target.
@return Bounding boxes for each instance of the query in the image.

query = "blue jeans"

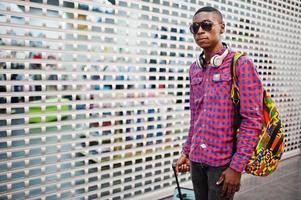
[190,161,234,200]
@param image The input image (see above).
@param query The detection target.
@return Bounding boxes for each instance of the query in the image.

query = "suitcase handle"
[172,163,184,200]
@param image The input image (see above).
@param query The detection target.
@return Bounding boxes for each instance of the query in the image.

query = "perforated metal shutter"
[0,0,300,200]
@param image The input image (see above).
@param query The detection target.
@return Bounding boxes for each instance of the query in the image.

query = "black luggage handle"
[172,164,184,200]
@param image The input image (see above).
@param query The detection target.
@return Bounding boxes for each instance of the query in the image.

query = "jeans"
[190,161,234,200]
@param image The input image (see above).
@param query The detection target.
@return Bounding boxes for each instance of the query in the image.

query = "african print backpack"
[231,52,285,176]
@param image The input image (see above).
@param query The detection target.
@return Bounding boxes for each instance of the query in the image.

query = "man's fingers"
[227,184,235,198]
[221,181,227,197]
[236,184,241,192]
[175,157,190,174]
[175,161,182,174]
[225,183,240,198]
[225,183,231,198]
[221,182,236,198]
[176,163,182,173]
[218,167,241,197]
[178,164,190,173]
[216,175,224,185]
[185,164,190,172]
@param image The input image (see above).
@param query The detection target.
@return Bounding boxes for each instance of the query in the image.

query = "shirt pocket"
[190,76,204,101]
[210,68,232,100]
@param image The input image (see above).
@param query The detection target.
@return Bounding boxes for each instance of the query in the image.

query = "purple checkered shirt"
[182,48,263,173]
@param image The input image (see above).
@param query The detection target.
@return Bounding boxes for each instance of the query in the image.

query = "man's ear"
[220,23,225,34]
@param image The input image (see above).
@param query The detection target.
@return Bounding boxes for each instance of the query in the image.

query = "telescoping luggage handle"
[172,164,184,200]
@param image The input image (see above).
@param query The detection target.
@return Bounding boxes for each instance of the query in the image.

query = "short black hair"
[193,6,223,23]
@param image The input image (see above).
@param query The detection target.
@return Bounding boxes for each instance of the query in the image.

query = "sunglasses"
[189,20,216,34]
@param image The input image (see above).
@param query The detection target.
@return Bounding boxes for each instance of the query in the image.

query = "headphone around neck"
[196,43,229,68]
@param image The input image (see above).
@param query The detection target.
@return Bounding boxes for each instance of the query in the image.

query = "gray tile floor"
[235,155,301,200]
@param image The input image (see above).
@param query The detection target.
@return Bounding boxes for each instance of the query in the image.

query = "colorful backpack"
[231,52,285,176]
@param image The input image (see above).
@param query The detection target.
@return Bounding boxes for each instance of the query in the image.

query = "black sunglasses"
[189,20,216,34]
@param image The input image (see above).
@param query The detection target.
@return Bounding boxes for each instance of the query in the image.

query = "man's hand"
[216,167,241,198]
[175,154,190,174]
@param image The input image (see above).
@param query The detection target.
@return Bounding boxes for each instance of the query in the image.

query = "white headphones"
[196,43,229,68]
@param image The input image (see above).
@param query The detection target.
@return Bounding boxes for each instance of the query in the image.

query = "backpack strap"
[231,52,246,154]
[230,52,246,105]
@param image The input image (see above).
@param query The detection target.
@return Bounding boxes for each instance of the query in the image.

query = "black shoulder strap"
[231,52,245,154]
[231,52,246,128]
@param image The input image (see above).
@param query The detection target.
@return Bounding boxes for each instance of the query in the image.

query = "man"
[176,6,263,200]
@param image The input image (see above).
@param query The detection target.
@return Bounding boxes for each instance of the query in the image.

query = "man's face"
[191,12,224,49]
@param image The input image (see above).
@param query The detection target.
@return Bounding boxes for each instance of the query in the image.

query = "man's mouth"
[197,38,207,41]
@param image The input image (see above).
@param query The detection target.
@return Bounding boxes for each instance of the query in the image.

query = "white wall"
[0,0,300,199]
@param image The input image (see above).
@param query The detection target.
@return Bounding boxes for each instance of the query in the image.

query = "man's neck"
[203,42,224,62]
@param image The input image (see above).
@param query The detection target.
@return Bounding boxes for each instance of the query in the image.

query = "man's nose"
[196,26,205,34]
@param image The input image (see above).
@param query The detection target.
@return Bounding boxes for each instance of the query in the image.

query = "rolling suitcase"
[172,164,195,200]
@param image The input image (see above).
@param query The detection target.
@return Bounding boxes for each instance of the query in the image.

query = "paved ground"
[160,154,301,200]
[235,154,301,200]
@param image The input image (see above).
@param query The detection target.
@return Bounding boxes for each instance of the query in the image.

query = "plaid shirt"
[182,48,263,173]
